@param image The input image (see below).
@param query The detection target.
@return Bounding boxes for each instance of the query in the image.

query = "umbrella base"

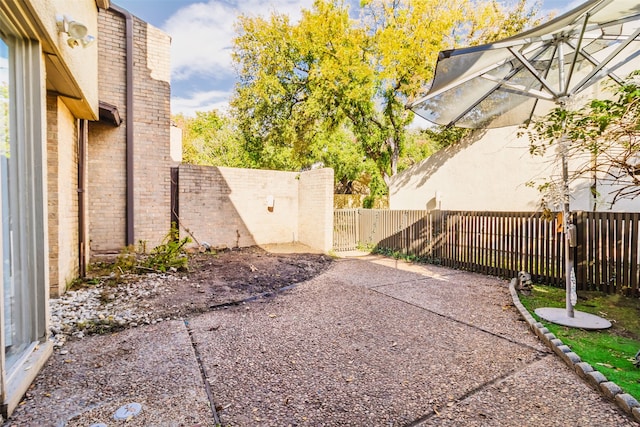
[535,307,612,330]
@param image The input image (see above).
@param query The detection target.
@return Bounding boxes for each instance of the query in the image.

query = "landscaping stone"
[585,369,608,389]
[600,382,622,400]
[615,394,640,414]
[560,351,581,365]
[574,362,594,379]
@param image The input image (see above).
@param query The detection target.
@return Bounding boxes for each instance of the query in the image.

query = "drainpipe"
[109,4,135,246]
[78,120,87,277]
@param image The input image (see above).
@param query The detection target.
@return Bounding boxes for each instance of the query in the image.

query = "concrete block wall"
[176,165,333,252]
[88,9,172,255]
[299,168,334,252]
[46,96,80,296]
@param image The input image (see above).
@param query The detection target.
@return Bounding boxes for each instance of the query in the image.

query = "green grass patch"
[519,285,640,401]
[373,246,441,265]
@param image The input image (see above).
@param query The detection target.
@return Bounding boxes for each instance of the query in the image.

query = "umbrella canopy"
[407,0,640,326]
[409,0,640,129]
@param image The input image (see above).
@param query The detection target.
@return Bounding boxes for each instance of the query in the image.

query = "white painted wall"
[170,125,182,165]
[389,126,640,213]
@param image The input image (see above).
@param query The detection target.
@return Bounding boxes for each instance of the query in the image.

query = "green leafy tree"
[397,127,471,173]
[231,0,541,189]
[232,1,372,171]
[174,111,249,167]
[524,72,640,208]
[465,0,543,46]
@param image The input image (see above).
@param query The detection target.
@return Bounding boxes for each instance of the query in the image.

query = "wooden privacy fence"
[333,209,640,295]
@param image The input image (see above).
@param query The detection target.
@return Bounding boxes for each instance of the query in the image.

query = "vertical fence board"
[587,211,595,290]
[615,213,623,292]
[607,212,615,294]
[576,212,586,289]
[554,215,561,287]
[594,212,601,290]
[622,213,631,290]
[631,214,639,295]
[542,215,549,282]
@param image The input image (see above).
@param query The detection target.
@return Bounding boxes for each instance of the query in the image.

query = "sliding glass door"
[0,34,47,379]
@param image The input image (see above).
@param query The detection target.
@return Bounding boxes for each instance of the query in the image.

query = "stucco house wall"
[390,127,547,211]
[390,125,640,213]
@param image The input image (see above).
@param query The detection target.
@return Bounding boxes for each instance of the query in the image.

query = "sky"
[112,0,583,117]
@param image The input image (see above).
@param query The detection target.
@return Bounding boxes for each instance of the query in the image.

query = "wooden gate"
[333,209,359,251]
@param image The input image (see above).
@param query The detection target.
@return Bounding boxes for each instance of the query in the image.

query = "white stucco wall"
[170,125,183,165]
[390,127,542,211]
[389,126,640,213]
[25,0,100,119]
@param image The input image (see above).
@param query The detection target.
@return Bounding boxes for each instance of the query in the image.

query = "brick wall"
[298,168,334,252]
[47,96,80,296]
[132,18,172,249]
[88,9,172,255]
[46,95,60,294]
[88,9,128,253]
[176,165,333,252]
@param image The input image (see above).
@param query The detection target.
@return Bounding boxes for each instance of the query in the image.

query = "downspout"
[109,4,135,246]
[78,120,87,277]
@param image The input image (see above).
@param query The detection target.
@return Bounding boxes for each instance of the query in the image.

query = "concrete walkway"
[5,255,638,426]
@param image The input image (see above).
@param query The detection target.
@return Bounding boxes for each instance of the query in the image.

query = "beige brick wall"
[176,165,333,252]
[132,17,172,249]
[146,24,171,83]
[298,168,334,252]
[47,96,80,296]
[88,10,128,253]
[88,10,172,255]
[46,96,60,294]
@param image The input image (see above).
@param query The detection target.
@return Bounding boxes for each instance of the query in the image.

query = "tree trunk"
[389,135,399,177]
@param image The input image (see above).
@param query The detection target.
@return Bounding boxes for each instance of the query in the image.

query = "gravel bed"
[49,274,187,348]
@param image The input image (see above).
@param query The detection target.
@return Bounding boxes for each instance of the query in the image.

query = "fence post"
[575,211,586,291]
[356,209,360,248]
[434,210,444,264]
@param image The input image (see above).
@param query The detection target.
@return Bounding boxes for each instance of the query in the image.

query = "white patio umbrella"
[409,0,640,328]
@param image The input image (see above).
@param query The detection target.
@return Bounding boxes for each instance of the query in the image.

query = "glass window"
[0,36,30,372]
[0,35,45,376]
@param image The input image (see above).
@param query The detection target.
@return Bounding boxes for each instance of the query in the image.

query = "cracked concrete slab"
[7,321,214,426]
[189,275,546,425]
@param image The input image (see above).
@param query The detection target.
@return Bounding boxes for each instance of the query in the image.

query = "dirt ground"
[115,245,334,319]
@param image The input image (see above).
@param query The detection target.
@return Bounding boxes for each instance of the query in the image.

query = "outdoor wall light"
[56,15,96,49]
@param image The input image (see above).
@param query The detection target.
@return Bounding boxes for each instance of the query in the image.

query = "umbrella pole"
[560,131,575,318]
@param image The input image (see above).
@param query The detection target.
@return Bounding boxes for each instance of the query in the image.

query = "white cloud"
[171,89,232,117]
[164,0,314,82]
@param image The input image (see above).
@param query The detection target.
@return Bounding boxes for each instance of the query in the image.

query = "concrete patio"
[5,255,637,426]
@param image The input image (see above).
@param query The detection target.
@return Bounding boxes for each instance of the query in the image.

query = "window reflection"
[0,37,23,371]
